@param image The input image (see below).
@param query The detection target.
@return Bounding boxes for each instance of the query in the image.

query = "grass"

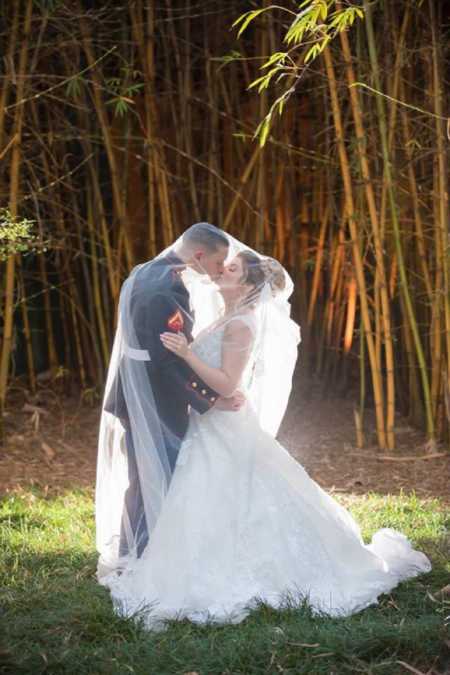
[0,488,448,675]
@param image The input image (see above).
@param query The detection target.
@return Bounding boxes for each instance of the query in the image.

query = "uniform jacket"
[104,253,218,447]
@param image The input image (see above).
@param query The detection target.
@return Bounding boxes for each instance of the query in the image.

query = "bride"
[96,228,431,631]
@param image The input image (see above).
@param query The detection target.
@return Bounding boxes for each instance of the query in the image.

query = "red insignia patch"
[167,309,184,332]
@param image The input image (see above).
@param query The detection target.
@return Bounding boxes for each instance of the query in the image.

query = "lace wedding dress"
[100,315,432,630]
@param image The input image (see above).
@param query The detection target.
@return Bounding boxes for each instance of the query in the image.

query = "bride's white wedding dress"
[100,315,432,630]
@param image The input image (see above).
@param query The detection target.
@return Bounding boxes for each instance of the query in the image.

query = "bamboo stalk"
[339,18,396,449]
[363,0,435,443]
[322,45,387,449]
[343,276,357,354]
[429,0,450,398]
[307,204,329,327]
[17,262,36,393]
[77,4,133,270]
[87,194,109,371]
[0,0,33,431]
[0,2,20,152]
[399,89,433,302]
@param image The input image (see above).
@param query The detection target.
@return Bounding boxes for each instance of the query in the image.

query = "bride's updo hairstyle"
[237,250,286,307]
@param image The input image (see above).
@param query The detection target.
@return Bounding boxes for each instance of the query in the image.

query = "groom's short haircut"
[182,222,229,252]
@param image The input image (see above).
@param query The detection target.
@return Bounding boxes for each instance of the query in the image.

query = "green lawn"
[0,489,448,675]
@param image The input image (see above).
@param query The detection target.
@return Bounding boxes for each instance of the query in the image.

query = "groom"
[105,223,243,557]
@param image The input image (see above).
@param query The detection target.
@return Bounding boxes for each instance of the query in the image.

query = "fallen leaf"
[41,442,56,462]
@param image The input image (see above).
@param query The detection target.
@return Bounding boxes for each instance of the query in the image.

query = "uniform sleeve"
[143,292,218,414]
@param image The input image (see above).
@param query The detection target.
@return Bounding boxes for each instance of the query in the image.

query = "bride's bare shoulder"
[223,315,256,347]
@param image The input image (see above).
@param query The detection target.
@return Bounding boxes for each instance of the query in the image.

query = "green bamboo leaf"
[321,33,331,49]
[248,67,280,93]
[261,52,288,69]
[247,74,270,91]
[65,76,83,99]
[328,12,345,29]
[115,100,128,117]
[304,44,315,64]
[211,50,242,66]
[125,83,144,95]
[284,12,308,45]
[318,0,328,21]
[232,8,268,38]
[255,113,272,147]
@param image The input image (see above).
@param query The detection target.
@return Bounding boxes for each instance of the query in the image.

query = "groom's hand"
[214,391,246,411]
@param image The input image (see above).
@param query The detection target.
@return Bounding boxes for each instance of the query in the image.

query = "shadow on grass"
[1,534,449,675]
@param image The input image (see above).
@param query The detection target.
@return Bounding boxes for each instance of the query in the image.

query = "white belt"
[123,344,151,361]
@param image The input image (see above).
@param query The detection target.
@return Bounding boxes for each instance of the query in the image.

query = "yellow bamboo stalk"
[339,21,395,449]
[17,262,36,393]
[344,276,357,354]
[38,234,59,378]
[53,181,88,389]
[87,194,109,370]
[222,144,261,231]
[399,89,433,302]
[144,1,157,257]
[378,4,410,240]
[329,225,345,300]
[206,55,223,225]
[323,45,387,448]
[297,227,310,329]
[307,204,329,327]
[274,170,286,262]
[0,3,20,151]
[363,0,435,442]
[129,0,158,258]
[0,0,33,425]
[429,0,450,397]
[77,5,133,270]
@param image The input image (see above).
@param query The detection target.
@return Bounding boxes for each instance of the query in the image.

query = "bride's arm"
[160,320,253,398]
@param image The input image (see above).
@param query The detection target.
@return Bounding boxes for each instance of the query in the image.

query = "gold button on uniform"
[210,396,216,402]
[201,389,207,395]
[192,382,198,388]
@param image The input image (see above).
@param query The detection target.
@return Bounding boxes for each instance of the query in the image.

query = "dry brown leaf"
[58,439,76,453]
[423,438,438,454]
[31,410,40,433]
[41,442,56,462]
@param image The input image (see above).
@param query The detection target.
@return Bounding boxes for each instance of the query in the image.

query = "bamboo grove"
[0,0,448,449]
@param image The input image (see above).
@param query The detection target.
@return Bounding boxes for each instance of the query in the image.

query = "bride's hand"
[214,391,246,411]
[160,331,189,359]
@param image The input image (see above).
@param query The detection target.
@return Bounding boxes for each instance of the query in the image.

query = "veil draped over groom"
[95,223,300,576]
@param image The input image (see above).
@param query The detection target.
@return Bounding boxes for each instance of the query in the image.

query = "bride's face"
[217,255,252,301]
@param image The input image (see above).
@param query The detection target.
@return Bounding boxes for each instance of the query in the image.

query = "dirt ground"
[1,373,449,502]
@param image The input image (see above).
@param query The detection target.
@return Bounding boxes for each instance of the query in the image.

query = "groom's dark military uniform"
[104,253,218,556]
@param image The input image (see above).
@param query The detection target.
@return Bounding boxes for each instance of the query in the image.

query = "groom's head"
[177,223,229,280]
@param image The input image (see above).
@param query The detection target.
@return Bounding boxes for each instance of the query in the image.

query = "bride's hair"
[237,251,286,304]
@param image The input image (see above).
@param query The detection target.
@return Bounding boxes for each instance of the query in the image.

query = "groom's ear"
[193,249,205,262]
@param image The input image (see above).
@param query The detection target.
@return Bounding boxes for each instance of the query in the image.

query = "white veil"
[96,224,301,578]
